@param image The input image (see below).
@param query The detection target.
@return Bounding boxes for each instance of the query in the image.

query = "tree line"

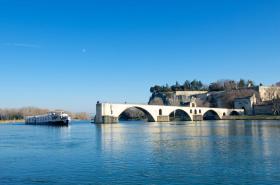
[208,79,256,91]
[0,107,90,121]
[150,79,264,93]
[150,80,207,93]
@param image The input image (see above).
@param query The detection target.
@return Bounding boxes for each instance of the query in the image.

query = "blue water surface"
[1,120,280,185]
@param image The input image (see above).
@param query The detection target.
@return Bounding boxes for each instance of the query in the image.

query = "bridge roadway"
[95,102,244,124]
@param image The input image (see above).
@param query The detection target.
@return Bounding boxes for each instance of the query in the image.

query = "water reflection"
[93,121,280,156]
[93,120,280,184]
[2,120,280,184]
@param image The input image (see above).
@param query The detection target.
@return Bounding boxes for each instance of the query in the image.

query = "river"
[1,120,280,185]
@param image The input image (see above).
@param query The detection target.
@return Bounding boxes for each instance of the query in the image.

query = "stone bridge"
[95,102,244,124]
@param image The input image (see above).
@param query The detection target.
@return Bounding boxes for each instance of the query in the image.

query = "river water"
[1,120,280,185]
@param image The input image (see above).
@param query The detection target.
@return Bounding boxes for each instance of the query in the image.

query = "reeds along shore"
[0,107,90,121]
[224,115,280,120]
[0,119,25,124]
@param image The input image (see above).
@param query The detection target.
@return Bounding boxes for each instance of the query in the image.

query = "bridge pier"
[95,115,170,123]
[157,116,170,122]
[192,115,203,121]
[95,116,118,124]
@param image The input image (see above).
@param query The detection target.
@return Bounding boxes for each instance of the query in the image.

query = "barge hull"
[26,121,69,126]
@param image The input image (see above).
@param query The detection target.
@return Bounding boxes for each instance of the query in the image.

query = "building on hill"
[254,101,274,115]
[175,91,208,97]
[182,97,198,107]
[234,86,280,115]
[175,91,208,105]
[254,100,280,115]
[257,86,280,102]
[149,90,208,106]
[234,94,257,115]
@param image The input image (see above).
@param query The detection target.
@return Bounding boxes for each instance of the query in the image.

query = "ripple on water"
[1,120,280,185]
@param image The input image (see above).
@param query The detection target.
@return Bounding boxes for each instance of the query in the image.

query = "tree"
[0,107,90,121]
[150,87,155,93]
[238,79,246,89]
[224,80,237,91]
[266,86,280,115]
[266,87,280,101]
[247,80,255,87]
[272,99,280,115]
[161,84,171,92]
[164,84,171,92]
[190,80,203,90]
[153,85,161,93]
[198,81,203,90]
[175,81,181,91]
[183,80,191,90]
[209,82,224,92]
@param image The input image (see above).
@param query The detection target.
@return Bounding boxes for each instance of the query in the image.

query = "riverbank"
[224,115,280,120]
[0,120,24,124]
[0,119,91,124]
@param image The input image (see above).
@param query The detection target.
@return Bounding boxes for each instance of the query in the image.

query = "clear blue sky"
[1,0,280,112]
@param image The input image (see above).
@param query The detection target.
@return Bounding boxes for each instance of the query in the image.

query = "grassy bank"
[225,115,280,120]
[0,120,24,124]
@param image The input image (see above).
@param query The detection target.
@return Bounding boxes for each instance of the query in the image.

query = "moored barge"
[25,111,71,126]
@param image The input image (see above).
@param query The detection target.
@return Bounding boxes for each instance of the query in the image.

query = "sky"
[1,0,280,113]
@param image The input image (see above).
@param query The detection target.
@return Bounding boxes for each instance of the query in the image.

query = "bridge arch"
[241,107,247,115]
[203,110,221,120]
[168,109,192,121]
[117,106,156,122]
[230,111,240,116]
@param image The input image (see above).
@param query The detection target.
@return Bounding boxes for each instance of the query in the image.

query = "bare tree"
[224,80,237,91]
[0,107,90,121]
[271,99,280,115]
[266,87,280,101]
[266,87,280,115]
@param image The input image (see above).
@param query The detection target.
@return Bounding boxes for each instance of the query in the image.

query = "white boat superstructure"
[25,111,71,126]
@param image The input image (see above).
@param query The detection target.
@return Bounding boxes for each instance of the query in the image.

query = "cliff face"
[148,92,181,106]
[149,92,186,106]
[148,88,260,108]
